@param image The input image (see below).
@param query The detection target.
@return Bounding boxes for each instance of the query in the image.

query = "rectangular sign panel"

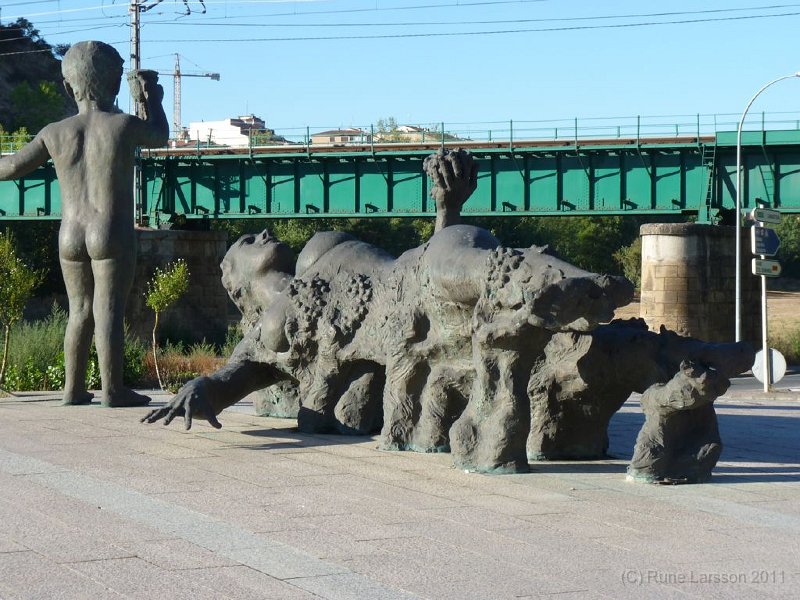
[751,226,781,257]
[752,258,782,277]
[751,207,781,224]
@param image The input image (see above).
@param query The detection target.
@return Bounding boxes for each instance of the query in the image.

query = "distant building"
[374,124,459,143]
[187,114,284,146]
[396,125,426,141]
[310,128,371,145]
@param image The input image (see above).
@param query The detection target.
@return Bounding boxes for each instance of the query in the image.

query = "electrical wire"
[2,14,131,28]
[0,40,127,57]
[171,0,792,23]
[7,1,798,29]
[3,0,538,28]
[3,1,799,55]
[1,1,58,7]
[2,4,126,21]
[202,0,545,12]
[0,24,126,43]
[146,3,800,27]
[1,0,308,21]
[0,47,57,57]
[139,10,800,43]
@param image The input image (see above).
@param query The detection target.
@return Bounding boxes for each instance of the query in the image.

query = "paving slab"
[0,390,797,599]
[0,551,127,600]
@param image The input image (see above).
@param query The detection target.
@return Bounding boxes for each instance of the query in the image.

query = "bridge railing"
[5,111,800,156]
[0,133,33,155]
[159,111,800,152]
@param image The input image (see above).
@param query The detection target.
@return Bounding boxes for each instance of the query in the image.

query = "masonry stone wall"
[126,229,229,345]
[640,223,760,344]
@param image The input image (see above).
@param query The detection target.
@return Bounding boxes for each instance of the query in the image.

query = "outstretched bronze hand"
[140,376,222,430]
[424,148,478,231]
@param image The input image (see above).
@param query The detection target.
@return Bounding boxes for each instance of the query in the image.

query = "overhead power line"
[2,2,799,55]
[0,24,126,43]
[139,0,207,16]
[166,0,799,23]
[2,3,128,20]
[0,13,128,28]
[8,1,800,28]
[1,0,58,6]
[146,3,800,28]
[141,10,800,43]
[0,47,57,57]
[168,0,545,14]
[1,0,538,27]
[0,40,127,58]
[2,0,315,21]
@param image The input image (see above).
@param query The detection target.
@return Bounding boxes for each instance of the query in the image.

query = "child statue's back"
[0,40,169,406]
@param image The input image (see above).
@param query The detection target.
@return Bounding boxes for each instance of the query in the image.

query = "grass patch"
[0,305,226,392]
[770,324,800,366]
[140,340,226,392]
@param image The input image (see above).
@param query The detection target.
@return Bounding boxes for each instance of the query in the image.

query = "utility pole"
[174,53,181,135]
[130,0,144,224]
[129,1,210,221]
[129,0,142,116]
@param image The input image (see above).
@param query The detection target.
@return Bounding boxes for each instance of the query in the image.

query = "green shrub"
[2,305,147,391]
[122,326,148,386]
[4,361,55,392]
[4,304,66,390]
[188,340,216,358]
[0,230,45,385]
[613,238,642,290]
[162,370,200,394]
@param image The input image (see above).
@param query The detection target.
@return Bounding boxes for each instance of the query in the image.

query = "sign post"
[749,207,782,392]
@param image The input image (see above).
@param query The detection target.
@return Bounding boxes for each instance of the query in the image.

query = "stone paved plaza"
[0,383,797,599]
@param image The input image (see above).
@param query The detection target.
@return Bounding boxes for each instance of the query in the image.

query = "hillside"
[0,18,75,132]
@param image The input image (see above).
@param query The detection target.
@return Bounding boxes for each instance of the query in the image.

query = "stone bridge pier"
[639,223,760,344]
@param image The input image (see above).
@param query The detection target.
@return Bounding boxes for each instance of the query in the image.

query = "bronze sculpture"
[0,41,169,406]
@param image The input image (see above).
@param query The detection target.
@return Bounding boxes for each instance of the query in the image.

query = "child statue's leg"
[91,256,150,407]
[60,258,95,405]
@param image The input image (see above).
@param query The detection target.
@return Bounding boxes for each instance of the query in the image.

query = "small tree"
[0,231,44,386]
[376,116,403,142]
[145,259,190,390]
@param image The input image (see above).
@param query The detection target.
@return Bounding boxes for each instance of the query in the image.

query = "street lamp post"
[734,72,800,343]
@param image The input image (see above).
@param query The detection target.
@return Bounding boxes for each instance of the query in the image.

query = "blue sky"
[4,1,800,136]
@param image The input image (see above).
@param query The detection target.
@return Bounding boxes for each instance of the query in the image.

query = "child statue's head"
[62,41,124,108]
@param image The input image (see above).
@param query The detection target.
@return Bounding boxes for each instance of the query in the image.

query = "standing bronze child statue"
[0,41,169,406]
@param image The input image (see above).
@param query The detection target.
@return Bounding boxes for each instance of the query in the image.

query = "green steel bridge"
[3,123,800,224]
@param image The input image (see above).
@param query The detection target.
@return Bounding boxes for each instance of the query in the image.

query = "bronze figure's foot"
[102,388,151,408]
[61,391,94,406]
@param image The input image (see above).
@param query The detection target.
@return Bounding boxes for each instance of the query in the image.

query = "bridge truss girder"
[3,131,800,222]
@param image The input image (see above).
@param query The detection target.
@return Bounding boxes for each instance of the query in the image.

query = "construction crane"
[159,54,220,140]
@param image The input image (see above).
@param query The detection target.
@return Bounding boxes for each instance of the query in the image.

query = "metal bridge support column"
[639,223,760,344]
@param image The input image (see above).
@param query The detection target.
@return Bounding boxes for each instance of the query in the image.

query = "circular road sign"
[752,348,787,384]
